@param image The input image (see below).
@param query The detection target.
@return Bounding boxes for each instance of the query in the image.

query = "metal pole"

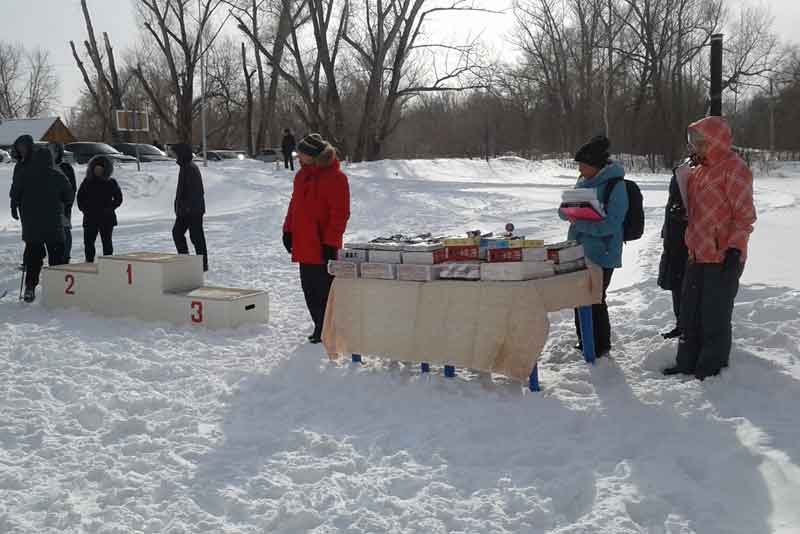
[199,0,208,167]
[710,33,723,117]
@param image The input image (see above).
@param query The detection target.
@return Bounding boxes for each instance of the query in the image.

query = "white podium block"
[41,252,269,329]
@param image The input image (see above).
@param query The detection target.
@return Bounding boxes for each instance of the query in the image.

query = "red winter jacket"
[684,116,757,264]
[283,158,350,264]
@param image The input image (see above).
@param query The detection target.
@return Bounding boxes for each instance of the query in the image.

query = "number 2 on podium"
[191,301,203,323]
[65,274,75,295]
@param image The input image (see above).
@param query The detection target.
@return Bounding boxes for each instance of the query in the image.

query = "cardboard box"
[554,258,587,274]
[444,237,481,246]
[487,247,549,263]
[398,264,446,282]
[484,238,546,249]
[402,248,447,265]
[360,263,398,280]
[446,245,480,262]
[328,261,360,278]
[439,263,481,280]
[480,261,555,281]
[546,241,585,264]
[338,248,369,263]
[401,242,445,252]
[368,250,403,264]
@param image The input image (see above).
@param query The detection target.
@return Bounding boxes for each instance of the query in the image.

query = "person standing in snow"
[172,143,208,272]
[657,158,692,339]
[559,135,628,358]
[663,116,756,380]
[77,156,123,263]
[49,143,77,263]
[282,133,350,344]
[281,129,296,171]
[9,146,74,302]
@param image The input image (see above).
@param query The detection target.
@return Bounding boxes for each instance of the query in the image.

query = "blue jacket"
[560,162,628,268]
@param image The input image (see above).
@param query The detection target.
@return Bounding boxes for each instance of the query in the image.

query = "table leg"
[444,365,456,378]
[421,362,430,373]
[529,365,540,392]
[352,354,362,363]
[578,306,596,364]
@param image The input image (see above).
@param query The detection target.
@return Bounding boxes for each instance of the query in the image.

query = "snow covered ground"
[0,156,798,533]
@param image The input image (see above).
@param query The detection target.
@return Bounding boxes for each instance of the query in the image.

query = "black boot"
[662,366,692,376]
[661,327,682,339]
[23,287,35,303]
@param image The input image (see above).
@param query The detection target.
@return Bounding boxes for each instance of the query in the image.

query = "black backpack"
[603,177,644,242]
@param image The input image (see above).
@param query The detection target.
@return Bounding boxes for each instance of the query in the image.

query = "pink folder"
[559,203,604,221]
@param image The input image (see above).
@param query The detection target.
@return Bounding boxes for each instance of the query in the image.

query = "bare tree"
[0,42,24,118]
[24,49,59,118]
[133,0,227,143]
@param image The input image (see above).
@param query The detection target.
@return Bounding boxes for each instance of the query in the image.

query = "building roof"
[0,117,62,146]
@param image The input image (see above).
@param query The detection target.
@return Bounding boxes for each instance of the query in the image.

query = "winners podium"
[41,252,269,329]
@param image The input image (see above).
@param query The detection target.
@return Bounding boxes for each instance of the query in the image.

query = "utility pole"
[710,34,723,117]
[769,78,776,152]
[199,0,208,167]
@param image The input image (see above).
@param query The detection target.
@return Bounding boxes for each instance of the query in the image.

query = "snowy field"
[0,156,799,533]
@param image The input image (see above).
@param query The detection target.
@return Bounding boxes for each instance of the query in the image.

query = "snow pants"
[84,222,114,263]
[574,268,614,355]
[173,214,208,271]
[300,263,333,339]
[284,153,294,171]
[675,261,743,377]
[24,239,65,290]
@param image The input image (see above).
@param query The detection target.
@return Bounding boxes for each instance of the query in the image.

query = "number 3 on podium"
[191,301,203,323]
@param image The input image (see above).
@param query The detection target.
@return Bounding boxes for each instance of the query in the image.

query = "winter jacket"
[559,161,628,269]
[282,134,296,155]
[173,143,206,216]
[9,147,74,243]
[283,157,350,264]
[52,143,77,228]
[9,135,36,213]
[77,155,123,228]
[658,163,689,291]
[684,116,756,264]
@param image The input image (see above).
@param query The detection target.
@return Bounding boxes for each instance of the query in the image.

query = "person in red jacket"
[283,134,350,343]
[663,116,756,380]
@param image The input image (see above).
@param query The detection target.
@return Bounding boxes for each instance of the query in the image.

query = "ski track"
[0,158,798,533]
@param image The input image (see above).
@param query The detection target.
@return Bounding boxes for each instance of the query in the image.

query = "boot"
[661,326,682,339]
[23,287,35,303]
[662,366,692,376]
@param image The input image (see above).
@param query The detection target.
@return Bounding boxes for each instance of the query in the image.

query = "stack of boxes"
[328,232,587,283]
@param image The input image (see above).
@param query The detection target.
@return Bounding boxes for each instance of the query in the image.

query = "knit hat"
[297,133,326,157]
[574,135,611,168]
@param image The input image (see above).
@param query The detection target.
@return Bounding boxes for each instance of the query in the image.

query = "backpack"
[603,177,644,242]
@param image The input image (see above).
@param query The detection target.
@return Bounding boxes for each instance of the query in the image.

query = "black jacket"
[52,143,77,225]
[173,143,206,216]
[281,133,296,155]
[9,135,36,213]
[77,156,123,227]
[10,146,74,243]
[658,165,689,291]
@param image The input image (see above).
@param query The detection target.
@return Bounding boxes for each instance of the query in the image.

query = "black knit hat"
[574,135,611,168]
[297,133,326,157]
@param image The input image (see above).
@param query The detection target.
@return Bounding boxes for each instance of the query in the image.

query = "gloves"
[322,245,338,262]
[11,204,19,220]
[722,248,741,272]
[282,232,292,254]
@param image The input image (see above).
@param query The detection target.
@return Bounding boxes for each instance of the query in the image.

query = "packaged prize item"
[339,248,369,262]
[487,247,548,263]
[401,247,447,265]
[439,263,481,280]
[360,262,398,280]
[328,261,360,278]
[369,250,403,263]
[446,245,480,262]
[480,261,555,281]
[398,264,446,282]
[546,241,585,264]
[554,258,587,274]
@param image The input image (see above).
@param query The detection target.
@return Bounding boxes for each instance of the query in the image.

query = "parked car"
[113,143,174,162]
[255,148,284,163]
[165,144,203,161]
[0,148,10,163]
[234,150,249,160]
[206,150,241,161]
[65,142,137,164]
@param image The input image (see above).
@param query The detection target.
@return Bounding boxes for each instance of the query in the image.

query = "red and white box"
[480,261,555,281]
[369,250,403,264]
[487,247,548,263]
[546,241,585,264]
[360,262,398,280]
[446,245,480,262]
[398,264,446,282]
[338,248,369,263]
[328,261,360,278]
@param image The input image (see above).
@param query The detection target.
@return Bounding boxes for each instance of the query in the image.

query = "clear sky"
[2,0,798,116]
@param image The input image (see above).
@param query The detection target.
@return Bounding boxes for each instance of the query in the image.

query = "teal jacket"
[560,162,628,269]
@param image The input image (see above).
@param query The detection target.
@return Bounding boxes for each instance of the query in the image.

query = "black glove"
[11,204,19,220]
[322,245,338,262]
[722,248,741,272]
[282,232,292,254]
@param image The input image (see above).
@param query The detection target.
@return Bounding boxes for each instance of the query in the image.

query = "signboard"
[114,110,149,132]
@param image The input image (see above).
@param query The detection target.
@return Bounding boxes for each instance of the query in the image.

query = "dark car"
[206,150,242,161]
[112,143,174,162]
[65,142,137,164]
